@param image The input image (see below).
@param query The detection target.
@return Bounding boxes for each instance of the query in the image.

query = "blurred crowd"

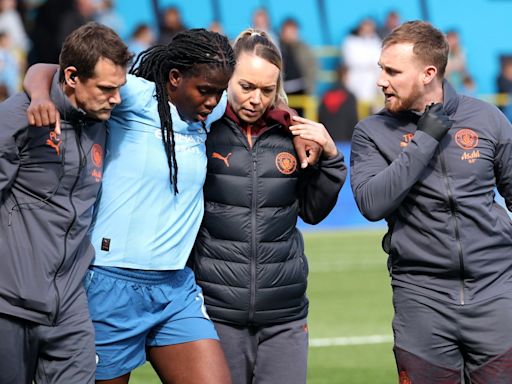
[3,2,512,140]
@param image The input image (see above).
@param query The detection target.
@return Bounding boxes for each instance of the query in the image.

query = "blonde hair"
[232,28,287,106]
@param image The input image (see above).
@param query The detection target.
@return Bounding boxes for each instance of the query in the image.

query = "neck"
[414,78,444,112]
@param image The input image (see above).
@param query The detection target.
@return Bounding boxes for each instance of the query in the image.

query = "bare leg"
[96,373,130,384]
[148,339,232,384]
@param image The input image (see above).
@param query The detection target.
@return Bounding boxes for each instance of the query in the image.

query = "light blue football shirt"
[90,74,226,270]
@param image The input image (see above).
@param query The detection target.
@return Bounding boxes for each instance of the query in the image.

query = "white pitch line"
[310,334,393,347]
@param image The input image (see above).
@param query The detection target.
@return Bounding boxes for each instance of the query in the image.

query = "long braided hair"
[130,29,235,193]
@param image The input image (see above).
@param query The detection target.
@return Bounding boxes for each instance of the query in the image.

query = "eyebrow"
[239,79,277,88]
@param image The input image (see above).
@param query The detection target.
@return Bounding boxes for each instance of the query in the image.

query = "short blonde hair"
[382,20,449,78]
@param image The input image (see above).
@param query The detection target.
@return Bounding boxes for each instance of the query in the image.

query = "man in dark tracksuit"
[351,21,512,383]
[0,23,131,384]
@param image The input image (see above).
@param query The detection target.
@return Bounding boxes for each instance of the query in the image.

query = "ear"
[422,65,438,85]
[168,68,182,88]
[64,66,79,87]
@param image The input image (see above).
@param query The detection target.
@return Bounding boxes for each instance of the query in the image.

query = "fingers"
[289,124,327,145]
[293,136,309,169]
[27,110,36,126]
[291,115,313,124]
[306,143,322,165]
[27,101,61,134]
[54,111,61,135]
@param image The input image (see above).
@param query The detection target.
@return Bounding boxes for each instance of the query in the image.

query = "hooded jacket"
[190,107,346,326]
[351,81,512,305]
[0,73,106,325]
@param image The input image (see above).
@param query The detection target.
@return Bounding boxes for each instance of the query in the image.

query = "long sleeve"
[350,126,440,222]
[297,150,347,224]
[0,94,28,198]
[494,108,512,211]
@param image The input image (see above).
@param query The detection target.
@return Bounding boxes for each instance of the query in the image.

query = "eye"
[240,84,251,91]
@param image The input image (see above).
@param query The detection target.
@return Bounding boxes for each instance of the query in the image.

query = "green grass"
[130,229,397,383]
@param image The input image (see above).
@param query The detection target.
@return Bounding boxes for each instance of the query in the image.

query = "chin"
[386,101,405,114]
[95,112,112,121]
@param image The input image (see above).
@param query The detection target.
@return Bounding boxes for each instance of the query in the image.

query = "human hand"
[416,103,452,141]
[27,97,61,135]
[292,135,322,168]
[289,115,337,159]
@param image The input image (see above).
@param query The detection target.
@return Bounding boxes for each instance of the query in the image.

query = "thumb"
[295,140,309,169]
[54,111,61,135]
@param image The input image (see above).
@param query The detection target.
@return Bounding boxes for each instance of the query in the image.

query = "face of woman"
[227,52,280,124]
[169,65,231,122]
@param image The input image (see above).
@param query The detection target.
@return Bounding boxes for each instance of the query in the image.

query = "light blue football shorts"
[83,266,218,380]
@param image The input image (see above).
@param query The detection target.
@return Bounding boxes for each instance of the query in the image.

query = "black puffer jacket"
[0,73,106,325]
[191,111,346,326]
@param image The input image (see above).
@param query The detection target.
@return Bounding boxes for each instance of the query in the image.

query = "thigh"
[0,314,38,384]
[253,318,309,384]
[35,309,95,384]
[462,292,512,382]
[147,268,218,347]
[392,288,462,383]
[147,339,231,384]
[214,322,257,384]
[85,268,149,381]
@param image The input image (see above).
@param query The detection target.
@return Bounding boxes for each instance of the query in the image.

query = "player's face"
[73,58,127,121]
[377,43,425,113]
[171,66,230,122]
[227,52,279,124]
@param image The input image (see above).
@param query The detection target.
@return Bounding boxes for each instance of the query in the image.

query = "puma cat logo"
[212,152,232,167]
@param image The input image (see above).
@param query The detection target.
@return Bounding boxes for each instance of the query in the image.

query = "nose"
[204,94,219,109]
[109,89,122,106]
[377,70,388,88]
[249,89,262,105]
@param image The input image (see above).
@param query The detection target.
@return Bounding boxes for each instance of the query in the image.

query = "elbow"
[360,209,386,222]
[302,216,323,225]
[355,195,388,222]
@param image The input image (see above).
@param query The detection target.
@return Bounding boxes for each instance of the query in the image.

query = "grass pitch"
[130,229,397,383]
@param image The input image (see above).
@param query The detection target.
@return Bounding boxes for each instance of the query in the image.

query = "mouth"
[383,92,396,102]
[196,111,211,121]
[242,108,260,118]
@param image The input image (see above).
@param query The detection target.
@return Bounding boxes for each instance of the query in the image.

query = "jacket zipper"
[439,150,465,305]
[227,120,281,323]
[51,122,86,324]
[248,151,258,323]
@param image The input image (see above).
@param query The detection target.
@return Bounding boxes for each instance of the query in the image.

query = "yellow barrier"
[287,93,512,122]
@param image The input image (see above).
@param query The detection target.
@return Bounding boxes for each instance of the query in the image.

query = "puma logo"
[212,152,232,167]
[46,131,62,156]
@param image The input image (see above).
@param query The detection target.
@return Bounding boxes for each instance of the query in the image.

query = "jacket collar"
[49,72,89,123]
[225,102,292,132]
[441,79,459,116]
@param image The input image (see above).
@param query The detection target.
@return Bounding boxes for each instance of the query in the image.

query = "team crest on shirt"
[455,128,478,150]
[91,144,104,182]
[275,152,297,175]
[456,128,480,164]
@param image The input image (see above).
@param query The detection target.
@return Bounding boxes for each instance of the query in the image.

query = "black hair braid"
[129,29,235,194]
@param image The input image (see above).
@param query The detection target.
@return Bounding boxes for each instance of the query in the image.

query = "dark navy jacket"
[0,73,106,325]
[351,81,512,304]
[190,112,346,326]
